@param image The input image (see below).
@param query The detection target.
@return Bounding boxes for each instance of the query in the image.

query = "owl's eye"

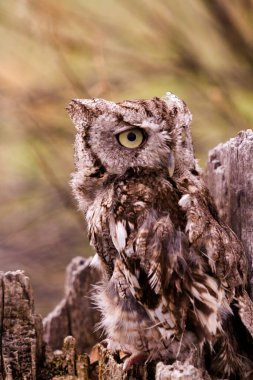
[117,128,145,149]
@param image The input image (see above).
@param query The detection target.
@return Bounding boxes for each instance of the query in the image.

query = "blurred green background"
[1,0,253,316]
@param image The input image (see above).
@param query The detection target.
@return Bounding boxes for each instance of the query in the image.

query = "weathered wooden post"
[206,129,253,294]
[0,129,252,379]
[0,271,43,380]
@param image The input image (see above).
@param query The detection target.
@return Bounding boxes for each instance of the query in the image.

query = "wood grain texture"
[0,270,43,380]
[206,129,253,294]
[43,256,102,353]
[155,361,208,380]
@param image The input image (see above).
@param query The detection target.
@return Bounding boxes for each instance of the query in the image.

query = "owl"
[67,93,253,379]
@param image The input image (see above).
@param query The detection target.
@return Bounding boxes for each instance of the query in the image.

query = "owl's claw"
[99,339,147,370]
[122,352,149,372]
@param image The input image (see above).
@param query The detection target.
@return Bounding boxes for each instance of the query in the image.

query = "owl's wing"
[178,193,248,291]
[179,192,253,339]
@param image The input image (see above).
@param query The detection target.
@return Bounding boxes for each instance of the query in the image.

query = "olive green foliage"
[0,0,253,314]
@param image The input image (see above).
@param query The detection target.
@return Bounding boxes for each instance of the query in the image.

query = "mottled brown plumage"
[67,93,253,378]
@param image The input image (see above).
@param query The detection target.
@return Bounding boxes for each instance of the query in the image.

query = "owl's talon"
[122,352,149,372]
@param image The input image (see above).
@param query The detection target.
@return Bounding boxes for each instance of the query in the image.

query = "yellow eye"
[118,128,145,149]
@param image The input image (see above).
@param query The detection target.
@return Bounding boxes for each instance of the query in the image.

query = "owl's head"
[67,92,195,179]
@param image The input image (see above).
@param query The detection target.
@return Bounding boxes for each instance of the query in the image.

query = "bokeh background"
[1,0,253,316]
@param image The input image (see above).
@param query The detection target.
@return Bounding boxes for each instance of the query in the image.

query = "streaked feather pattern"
[68,93,253,378]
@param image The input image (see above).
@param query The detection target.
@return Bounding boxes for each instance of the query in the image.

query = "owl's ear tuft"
[162,92,192,128]
[66,99,96,132]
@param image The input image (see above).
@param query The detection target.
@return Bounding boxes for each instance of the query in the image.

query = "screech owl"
[67,93,253,378]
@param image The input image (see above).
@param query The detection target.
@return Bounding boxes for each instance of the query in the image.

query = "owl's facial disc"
[116,128,146,149]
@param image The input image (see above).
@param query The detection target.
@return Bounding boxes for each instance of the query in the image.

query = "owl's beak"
[168,151,175,177]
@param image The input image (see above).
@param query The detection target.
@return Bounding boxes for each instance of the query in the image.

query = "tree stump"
[0,271,43,380]
[0,129,252,379]
[43,256,102,353]
[206,129,253,295]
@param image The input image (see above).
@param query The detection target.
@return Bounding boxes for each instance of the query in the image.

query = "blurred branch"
[49,33,92,97]
[203,0,253,71]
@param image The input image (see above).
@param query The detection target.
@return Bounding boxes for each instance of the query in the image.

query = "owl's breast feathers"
[87,167,248,348]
